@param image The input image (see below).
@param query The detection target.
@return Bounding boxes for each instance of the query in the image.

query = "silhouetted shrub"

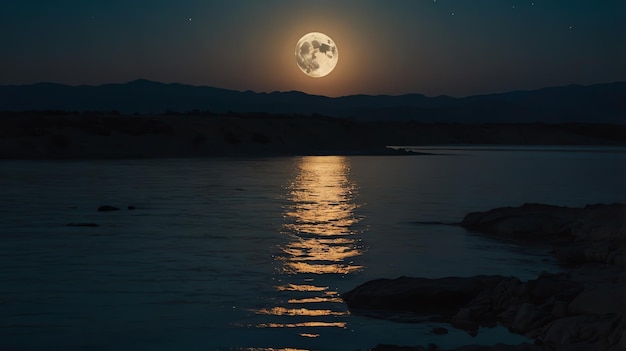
[187,109,214,116]
[224,131,241,144]
[192,134,207,147]
[21,127,50,137]
[39,110,76,116]
[149,122,174,136]
[251,132,271,144]
[88,125,112,136]
[49,134,71,148]
[163,109,180,116]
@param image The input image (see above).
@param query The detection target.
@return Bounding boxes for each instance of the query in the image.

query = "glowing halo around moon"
[295,32,338,78]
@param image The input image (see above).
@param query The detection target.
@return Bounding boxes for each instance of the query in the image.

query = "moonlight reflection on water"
[254,156,364,339]
[281,156,363,275]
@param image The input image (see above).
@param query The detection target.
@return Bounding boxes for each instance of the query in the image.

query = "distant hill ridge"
[1,80,624,124]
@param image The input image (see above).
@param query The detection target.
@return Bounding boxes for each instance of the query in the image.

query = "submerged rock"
[67,222,99,227]
[97,205,120,212]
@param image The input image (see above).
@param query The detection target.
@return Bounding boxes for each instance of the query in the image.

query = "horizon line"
[1,79,625,100]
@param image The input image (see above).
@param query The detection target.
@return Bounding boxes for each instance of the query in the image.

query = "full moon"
[295,32,338,78]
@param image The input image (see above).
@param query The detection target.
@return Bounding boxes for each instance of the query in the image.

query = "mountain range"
[1,80,624,124]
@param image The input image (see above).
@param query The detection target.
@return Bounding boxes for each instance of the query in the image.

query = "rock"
[552,245,588,266]
[341,275,507,321]
[550,300,568,319]
[615,327,626,351]
[369,343,542,351]
[462,203,626,242]
[567,284,626,316]
[343,273,589,335]
[542,314,624,351]
[573,203,626,242]
[344,271,623,349]
[488,276,524,311]
[510,303,552,334]
[526,273,582,305]
[354,203,626,350]
[370,345,427,351]
[128,205,136,210]
[450,307,480,333]
[461,203,575,241]
[462,203,626,267]
[97,205,120,212]
[67,222,99,227]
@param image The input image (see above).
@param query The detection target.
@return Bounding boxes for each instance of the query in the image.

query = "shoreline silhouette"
[1,111,625,160]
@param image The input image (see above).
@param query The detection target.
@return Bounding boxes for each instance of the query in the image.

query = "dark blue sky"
[1,0,624,96]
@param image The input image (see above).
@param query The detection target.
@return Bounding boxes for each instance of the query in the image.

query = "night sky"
[1,0,624,97]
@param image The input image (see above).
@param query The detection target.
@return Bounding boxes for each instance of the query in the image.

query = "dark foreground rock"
[370,343,541,351]
[461,203,626,267]
[342,275,506,324]
[344,203,626,351]
[345,274,624,350]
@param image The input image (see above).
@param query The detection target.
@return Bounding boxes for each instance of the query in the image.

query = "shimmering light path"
[253,156,363,344]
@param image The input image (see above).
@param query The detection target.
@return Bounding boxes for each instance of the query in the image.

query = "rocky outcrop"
[343,274,580,334]
[462,203,626,267]
[97,205,120,212]
[345,203,626,351]
[342,276,506,323]
[370,343,541,351]
[344,272,624,350]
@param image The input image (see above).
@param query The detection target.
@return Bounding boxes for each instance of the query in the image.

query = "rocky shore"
[342,204,626,351]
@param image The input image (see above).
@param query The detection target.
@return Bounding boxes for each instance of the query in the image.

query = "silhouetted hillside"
[1,80,624,124]
[1,111,625,159]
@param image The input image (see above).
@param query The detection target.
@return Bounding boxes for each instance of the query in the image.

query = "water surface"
[1,147,625,350]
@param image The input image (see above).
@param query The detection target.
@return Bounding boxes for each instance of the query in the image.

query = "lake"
[1,146,625,350]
